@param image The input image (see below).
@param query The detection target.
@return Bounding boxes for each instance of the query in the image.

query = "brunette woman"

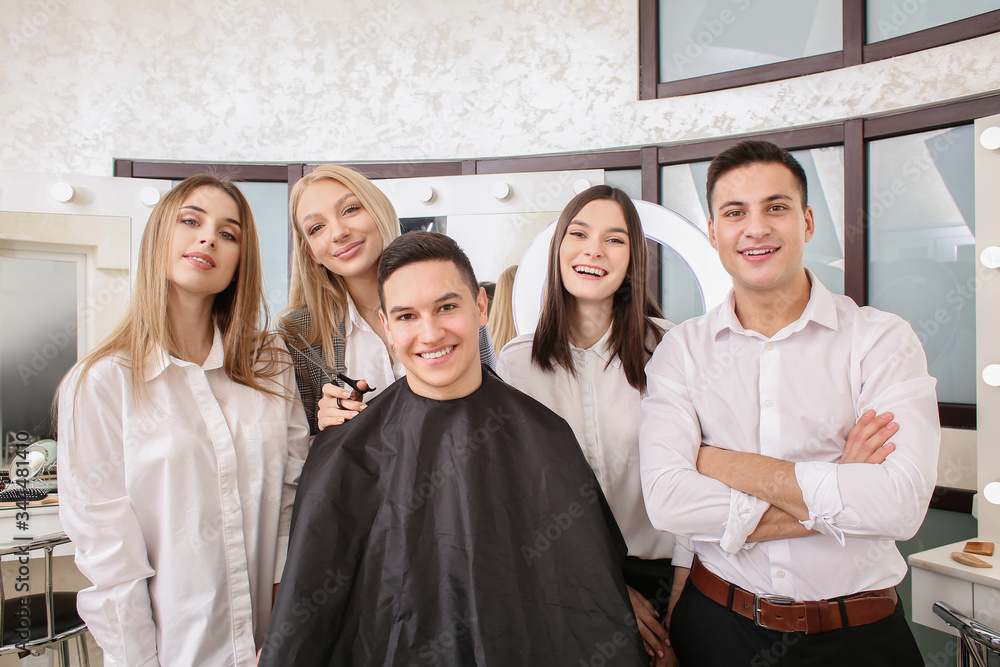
[497,186,682,667]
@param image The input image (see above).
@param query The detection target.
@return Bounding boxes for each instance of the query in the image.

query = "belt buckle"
[753,594,797,628]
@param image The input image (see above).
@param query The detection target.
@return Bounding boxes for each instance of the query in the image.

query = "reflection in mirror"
[0,211,130,473]
[448,212,558,283]
[0,253,78,459]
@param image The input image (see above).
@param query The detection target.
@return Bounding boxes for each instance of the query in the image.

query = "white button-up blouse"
[498,320,678,561]
[57,329,309,667]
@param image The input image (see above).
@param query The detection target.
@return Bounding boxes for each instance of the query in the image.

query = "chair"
[933,600,1000,667]
[0,532,90,666]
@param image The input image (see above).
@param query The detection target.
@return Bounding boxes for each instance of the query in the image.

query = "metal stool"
[933,600,1000,667]
[0,532,90,666]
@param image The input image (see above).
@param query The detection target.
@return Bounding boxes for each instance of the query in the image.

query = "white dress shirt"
[57,329,310,667]
[640,275,939,600]
[344,293,405,400]
[498,320,678,561]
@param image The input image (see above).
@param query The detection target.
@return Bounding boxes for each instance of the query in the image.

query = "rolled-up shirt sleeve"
[794,313,939,541]
[58,369,161,667]
[640,335,770,554]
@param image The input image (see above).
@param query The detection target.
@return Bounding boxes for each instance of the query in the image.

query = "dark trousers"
[670,577,923,667]
[622,556,674,615]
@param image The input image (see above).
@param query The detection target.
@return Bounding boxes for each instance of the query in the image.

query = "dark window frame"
[640,0,1000,100]
[115,93,1000,428]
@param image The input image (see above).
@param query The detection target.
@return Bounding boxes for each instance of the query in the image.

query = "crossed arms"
[699,410,899,542]
[639,315,940,552]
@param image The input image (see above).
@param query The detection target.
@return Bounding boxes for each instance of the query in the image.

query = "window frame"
[639,0,1000,100]
[115,93,1000,428]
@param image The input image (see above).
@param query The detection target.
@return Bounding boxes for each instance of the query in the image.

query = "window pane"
[238,182,290,319]
[868,125,975,404]
[658,146,844,324]
[867,0,1000,43]
[605,169,642,199]
[658,0,842,83]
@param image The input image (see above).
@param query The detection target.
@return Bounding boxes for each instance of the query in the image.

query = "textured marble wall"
[1,0,998,175]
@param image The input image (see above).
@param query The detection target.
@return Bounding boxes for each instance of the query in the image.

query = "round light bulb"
[981,246,1000,269]
[984,364,1000,387]
[140,186,162,207]
[981,127,1000,151]
[985,482,1000,505]
[417,186,437,205]
[492,182,512,201]
[51,182,75,203]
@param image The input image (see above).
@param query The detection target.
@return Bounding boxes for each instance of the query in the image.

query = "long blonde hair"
[283,165,400,364]
[72,174,284,401]
[487,264,518,352]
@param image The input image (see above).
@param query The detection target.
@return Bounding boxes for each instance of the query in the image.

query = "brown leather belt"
[689,557,898,634]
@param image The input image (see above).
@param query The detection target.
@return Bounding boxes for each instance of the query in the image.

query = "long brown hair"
[531,186,664,392]
[282,164,400,364]
[72,174,285,402]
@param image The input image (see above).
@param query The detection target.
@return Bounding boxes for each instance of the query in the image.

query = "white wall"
[2,0,999,175]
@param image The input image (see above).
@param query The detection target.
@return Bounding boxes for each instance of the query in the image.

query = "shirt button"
[765,343,774,350]
[776,570,786,578]
[764,399,774,408]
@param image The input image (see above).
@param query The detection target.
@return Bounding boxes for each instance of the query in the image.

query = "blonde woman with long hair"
[487,264,518,352]
[279,165,495,435]
[57,174,309,666]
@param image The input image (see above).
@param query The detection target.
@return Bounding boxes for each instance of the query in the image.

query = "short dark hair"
[706,140,808,212]
[377,231,479,309]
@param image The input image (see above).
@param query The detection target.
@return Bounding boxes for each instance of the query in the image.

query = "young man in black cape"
[259,232,645,666]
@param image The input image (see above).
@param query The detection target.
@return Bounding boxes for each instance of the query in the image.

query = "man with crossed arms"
[639,140,938,665]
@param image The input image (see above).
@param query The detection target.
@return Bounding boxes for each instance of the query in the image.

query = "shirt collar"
[710,269,839,340]
[345,292,382,336]
[570,323,620,367]
[344,292,359,336]
[145,325,225,381]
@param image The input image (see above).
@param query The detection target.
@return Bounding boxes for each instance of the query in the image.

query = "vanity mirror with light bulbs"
[908,114,1000,635]
[0,171,169,524]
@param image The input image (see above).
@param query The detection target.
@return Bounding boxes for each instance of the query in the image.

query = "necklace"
[356,302,380,316]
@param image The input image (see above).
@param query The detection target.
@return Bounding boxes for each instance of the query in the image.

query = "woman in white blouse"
[497,185,681,667]
[57,174,310,666]
[278,165,494,435]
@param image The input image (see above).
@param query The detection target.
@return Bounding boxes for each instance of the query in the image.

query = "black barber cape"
[259,369,644,666]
